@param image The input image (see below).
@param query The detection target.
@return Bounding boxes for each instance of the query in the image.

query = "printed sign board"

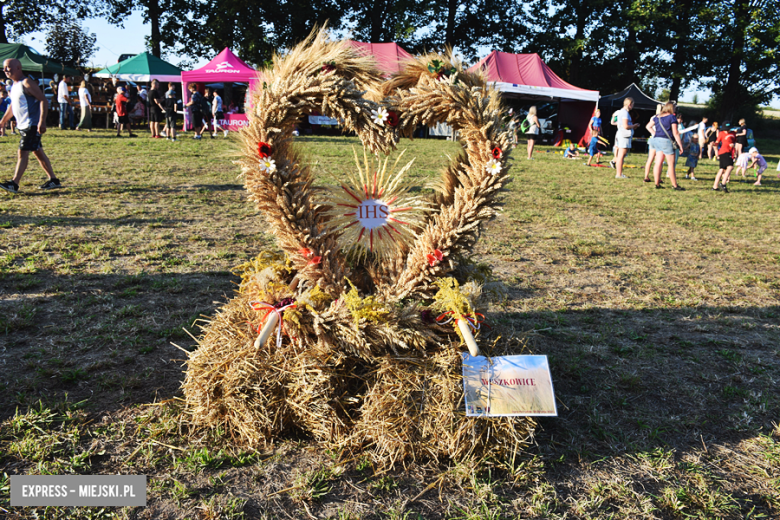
[308,115,339,125]
[462,354,557,417]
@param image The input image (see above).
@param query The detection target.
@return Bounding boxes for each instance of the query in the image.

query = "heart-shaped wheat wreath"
[182,29,534,466]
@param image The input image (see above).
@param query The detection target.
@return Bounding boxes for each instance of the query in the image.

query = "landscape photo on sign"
[462,354,557,417]
[323,148,429,260]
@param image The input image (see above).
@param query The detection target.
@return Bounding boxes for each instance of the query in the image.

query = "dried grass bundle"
[183,28,533,468]
[181,295,294,445]
[354,349,535,465]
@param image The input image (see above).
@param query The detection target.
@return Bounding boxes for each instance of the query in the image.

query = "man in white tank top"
[0,59,61,194]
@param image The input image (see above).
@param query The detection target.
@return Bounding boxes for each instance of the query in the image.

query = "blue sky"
[20,11,778,108]
[21,12,209,70]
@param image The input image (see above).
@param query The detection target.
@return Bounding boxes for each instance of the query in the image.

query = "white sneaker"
[212,132,217,137]
[616,174,628,179]
[690,176,698,181]
[223,130,228,137]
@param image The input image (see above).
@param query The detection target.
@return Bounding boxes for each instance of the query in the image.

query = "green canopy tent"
[94,52,182,83]
[0,43,79,77]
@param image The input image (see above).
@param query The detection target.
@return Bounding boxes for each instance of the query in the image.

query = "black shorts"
[214,111,224,121]
[149,108,163,123]
[526,133,538,142]
[117,114,129,125]
[736,136,748,146]
[707,133,716,143]
[165,113,177,126]
[191,111,203,126]
[718,152,734,169]
[19,127,42,152]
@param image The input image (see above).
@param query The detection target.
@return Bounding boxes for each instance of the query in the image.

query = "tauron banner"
[11,475,147,507]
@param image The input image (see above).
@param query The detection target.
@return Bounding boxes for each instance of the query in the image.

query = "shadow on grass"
[2,269,779,518]
[499,305,780,458]
[0,214,198,228]
[2,267,778,461]
[0,269,239,421]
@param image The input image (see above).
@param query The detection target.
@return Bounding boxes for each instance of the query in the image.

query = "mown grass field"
[1,126,779,519]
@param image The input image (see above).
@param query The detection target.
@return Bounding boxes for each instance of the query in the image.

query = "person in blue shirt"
[586,109,603,166]
[564,143,580,159]
[0,87,10,136]
[589,109,602,136]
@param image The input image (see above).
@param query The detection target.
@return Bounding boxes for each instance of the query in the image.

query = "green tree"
[412,0,530,60]
[0,1,96,43]
[101,0,190,58]
[44,15,98,68]
[702,0,780,121]
[344,0,423,45]
[524,0,615,89]
[126,0,345,67]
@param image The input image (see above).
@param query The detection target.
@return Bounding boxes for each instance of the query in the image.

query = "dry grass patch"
[1,130,779,518]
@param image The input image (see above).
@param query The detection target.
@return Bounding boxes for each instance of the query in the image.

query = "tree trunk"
[0,6,8,44]
[369,0,388,41]
[569,0,586,84]
[624,24,640,85]
[445,0,457,48]
[721,0,749,120]
[668,0,693,102]
[147,0,162,57]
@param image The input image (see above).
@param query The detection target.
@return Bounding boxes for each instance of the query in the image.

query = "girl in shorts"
[706,122,719,160]
[734,118,748,156]
[645,102,685,190]
[524,106,539,160]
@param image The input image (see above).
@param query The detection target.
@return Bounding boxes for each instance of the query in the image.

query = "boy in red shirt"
[712,128,735,192]
[114,87,136,138]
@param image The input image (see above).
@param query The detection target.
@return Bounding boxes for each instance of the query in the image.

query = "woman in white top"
[525,106,540,160]
[76,80,92,131]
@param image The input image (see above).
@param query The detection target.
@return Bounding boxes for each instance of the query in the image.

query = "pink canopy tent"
[469,51,599,145]
[346,41,414,76]
[181,47,260,131]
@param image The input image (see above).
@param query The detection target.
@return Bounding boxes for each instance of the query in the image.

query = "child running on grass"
[712,128,736,192]
[747,147,768,186]
[684,134,700,180]
[586,134,603,166]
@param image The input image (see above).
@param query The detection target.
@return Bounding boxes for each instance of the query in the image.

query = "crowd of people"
[0,57,245,194]
[29,74,240,141]
[0,59,776,195]
[579,98,774,192]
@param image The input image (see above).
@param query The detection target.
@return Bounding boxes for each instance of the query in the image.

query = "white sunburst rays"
[323,147,431,261]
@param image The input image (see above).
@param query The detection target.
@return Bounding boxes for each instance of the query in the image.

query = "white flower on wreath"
[371,107,389,126]
[486,159,502,175]
[259,158,277,173]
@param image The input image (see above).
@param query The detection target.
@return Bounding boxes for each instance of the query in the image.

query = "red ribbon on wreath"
[435,310,486,332]
[250,298,296,348]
